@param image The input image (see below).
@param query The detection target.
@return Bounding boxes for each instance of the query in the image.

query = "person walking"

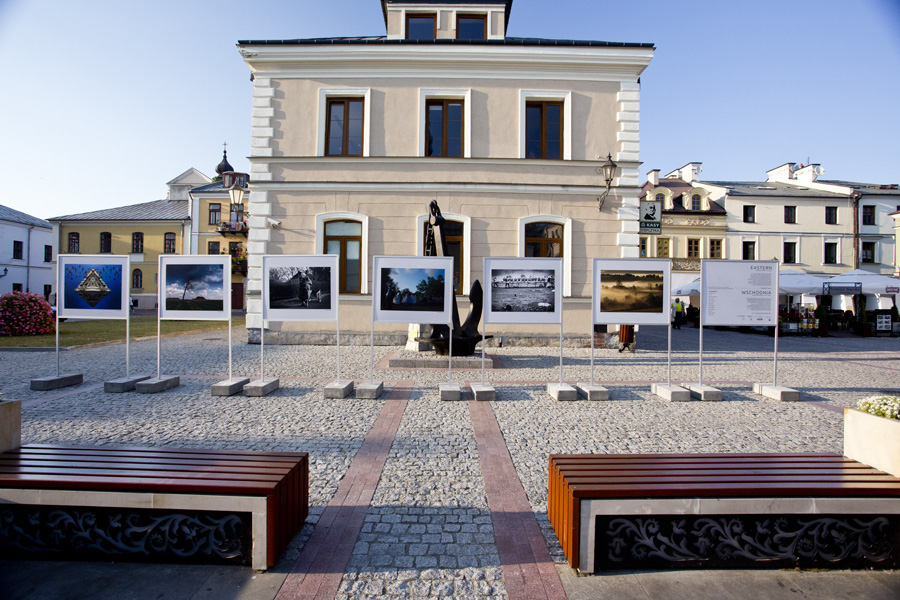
[672,298,684,329]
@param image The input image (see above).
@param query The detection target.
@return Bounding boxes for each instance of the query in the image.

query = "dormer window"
[457,15,486,40]
[691,194,701,211]
[406,14,436,40]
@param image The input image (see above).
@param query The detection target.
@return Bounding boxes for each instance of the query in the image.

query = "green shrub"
[857,395,900,420]
[0,292,55,336]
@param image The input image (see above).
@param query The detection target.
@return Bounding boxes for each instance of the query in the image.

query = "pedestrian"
[672,298,684,329]
[618,324,635,352]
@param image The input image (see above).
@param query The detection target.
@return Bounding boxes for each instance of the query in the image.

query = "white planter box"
[0,400,21,452]
[844,407,900,477]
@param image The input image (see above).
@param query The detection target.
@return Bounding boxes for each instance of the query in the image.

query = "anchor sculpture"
[416,200,487,356]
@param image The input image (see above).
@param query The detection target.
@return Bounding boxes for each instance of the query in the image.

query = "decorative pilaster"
[616,82,641,258]
[247,77,275,331]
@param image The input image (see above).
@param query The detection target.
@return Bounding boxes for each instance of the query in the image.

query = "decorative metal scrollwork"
[601,515,897,570]
[0,506,250,565]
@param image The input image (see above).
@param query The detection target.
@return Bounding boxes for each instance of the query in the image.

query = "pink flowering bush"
[0,292,55,336]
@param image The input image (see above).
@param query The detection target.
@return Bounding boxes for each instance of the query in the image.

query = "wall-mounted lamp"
[597,153,618,211]
[0,267,7,278]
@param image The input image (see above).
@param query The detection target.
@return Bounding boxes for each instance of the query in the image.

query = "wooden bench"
[549,452,900,573]
[0,444,308,570]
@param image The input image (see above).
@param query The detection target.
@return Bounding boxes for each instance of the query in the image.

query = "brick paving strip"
[469,399,568,600]
[275,381,413,600]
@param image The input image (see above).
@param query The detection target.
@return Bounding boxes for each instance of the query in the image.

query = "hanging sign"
[639,199,661,234]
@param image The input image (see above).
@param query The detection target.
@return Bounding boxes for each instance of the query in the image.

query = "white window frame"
[782,236,800,264]
[415,212,472,294]
[518,215,572,296]
[317,88,372,157]
[418,89,472,158]
[315,212,370,294]
[519,90,572,160]
[823,238,841,265]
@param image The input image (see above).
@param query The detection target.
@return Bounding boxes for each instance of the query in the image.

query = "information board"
[701,260,778,326]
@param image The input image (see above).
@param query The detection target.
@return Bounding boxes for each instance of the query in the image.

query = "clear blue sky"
[1,0,898,221]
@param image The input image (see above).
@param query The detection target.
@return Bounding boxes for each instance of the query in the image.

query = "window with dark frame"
[825,206,837,225]
[687,238,700,258]
[861,241,875,263]
[326,98,364,157]
[324,220,363,294]
[99,232,112,253]
[525,101,563,160]
[230,204,244,223]
[824,242,837,265]
[68,232,79,253]
[132,232,144,253]
[423,220,464,293]
[784,206,796,224]
[164,232,176,254]
[12,240,23,260]
[862,205,876,225]
[425,100,463,158]
[742,241,756,260]
[524,222,563,257]
[639,237,647,257]
[691,195,701,211]
[743,205,755,223]
[656,238,669,258]
[208,241,220,255]
[709,239,723,259]
[43,284,51,300]
[44,245,52,262]
[456,14,486,40]
[209,203,221,225]
[12,283,22,292]
[229,242,242,256]
[783,241,797,264]
[132,269,143,289]
[406,13,436,40]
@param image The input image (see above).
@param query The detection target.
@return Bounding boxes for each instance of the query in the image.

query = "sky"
[1,0,898,221]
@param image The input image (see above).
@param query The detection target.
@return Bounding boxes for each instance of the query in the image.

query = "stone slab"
[135,376,180,394]
[681,383,723,402]
[210,377,251,397]
[244,378,280,397]
[0,400,21,452]
[471,383,495,402]
[104,375,151,394]
[547,382,578,401]
[439,383,461,401]
[753,382,800,402]
[651,383,691,402]
[30,373,83,391]
[356,380,384,399]
[388,355,490,369]
[324,380,354,399]
[576,383,609,401]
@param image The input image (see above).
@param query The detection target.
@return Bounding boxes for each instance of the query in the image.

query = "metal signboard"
[823,282,862,295]
[639,199,661,234]
[701,260,778,326]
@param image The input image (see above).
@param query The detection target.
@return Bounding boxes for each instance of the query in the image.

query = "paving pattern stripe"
[470,399,568,600]
[275,381,412,600]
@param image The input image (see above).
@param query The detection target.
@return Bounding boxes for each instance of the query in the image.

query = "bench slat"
[19,443,307,459]
[0,458,296,475]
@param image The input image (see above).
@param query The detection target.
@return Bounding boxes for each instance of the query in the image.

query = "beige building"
[238,0,654,341]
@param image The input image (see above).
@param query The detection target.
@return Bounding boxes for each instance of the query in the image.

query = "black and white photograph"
[593,259,671,325]
[263,255,338,322]
[159,255,231,321]
[372,256,453,324]
[484,258,563,325]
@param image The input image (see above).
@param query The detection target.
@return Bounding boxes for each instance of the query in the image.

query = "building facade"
[0,205,54,299]
[238,0,654,340]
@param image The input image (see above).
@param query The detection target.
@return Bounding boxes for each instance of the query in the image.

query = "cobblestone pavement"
[1,325,899,599]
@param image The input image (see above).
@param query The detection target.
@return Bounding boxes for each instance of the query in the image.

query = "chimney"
[668,162,702,183]
[647,169,660,186]
[766,163,796,183]
[794,164,822,183]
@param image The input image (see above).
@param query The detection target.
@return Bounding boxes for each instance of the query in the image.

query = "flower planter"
[844,407,900,477]
[0,399,21,452]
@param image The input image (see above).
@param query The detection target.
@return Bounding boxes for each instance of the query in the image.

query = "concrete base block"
[210,378,251,397]
[471,383,495,402]
[244,378,280,397]
[135,376,180,394]
[30,373,83,391]
[0,400,22,452]
[651,383,691,402]
[440,383,461,401]
[356,381,384,399]
[324,380,354,399]
[681,383,723,402]
[576,383,609,401]
[547,382,578,401]
[104,375,151,393]
[753,383,800,402]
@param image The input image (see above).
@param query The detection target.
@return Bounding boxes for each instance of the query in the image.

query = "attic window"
[406,14,436,40]
[457,15,486,40]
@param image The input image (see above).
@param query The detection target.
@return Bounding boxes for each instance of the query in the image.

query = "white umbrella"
[671,277,701,296]
[778,269,828,295]
[825,270,900,296]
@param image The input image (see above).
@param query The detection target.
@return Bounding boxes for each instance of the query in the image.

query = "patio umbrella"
[778,269,828,295]
[671,277,701,296]
[825,270,900,296]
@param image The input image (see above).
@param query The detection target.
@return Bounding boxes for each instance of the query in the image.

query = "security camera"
[267,218,281,228]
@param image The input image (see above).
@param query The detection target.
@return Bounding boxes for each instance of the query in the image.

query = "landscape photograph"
[164,263,225,312]
[599,270,665,313]
[380,267,445,313]
[490,269,555,313]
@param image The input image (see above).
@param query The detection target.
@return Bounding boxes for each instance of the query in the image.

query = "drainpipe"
[26,225,34,292]
[851,192,861,269]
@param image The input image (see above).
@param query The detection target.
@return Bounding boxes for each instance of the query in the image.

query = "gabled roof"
[0,204,52,229]
[166,167,211,187]
[49,199,189,222]
[701,181,847,198]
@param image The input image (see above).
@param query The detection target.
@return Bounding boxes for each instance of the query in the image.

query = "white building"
[0,204,54,300]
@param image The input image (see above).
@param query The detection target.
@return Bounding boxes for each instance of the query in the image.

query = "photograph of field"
[165,263,225,312]
[380,267,445,313]
[599,270,665,313]
[490,269,555,312]
[268,266,331,310]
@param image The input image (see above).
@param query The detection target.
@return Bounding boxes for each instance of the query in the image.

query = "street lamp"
[223,171,248,213]
[598,153,618,211]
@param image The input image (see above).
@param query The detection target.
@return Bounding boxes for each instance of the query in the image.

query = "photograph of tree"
[599,270,665,313]
[165,263,225,312]
[63,263,123,311]
[380,267,445,313]
[268,266,331,310]
[489,269,555,313]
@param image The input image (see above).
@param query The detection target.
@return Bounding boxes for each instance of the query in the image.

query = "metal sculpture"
[416,200,487,356]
